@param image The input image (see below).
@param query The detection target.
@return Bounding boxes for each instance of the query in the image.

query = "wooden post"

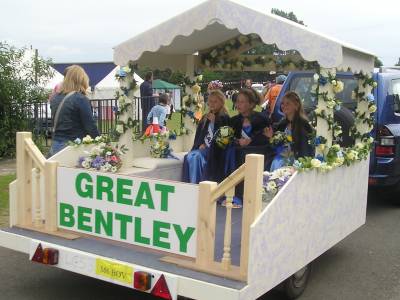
[33,168,42,227]
[44,160,59,231]
[240,154,264,278]
[222,187,234,270]
[16,132,33,227]
[196,181,217,268]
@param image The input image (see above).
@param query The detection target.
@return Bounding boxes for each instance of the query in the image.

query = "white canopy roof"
[90,66,144,99]
[114,0,375,72]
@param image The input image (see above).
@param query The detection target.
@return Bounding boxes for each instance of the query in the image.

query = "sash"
[241,128,251,139]
[204,123,214,147]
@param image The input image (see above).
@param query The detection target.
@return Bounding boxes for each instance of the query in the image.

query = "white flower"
[122,66,131,73]
[367,137,374,144]
[99,142,106,148]
[100,165,108,172]
[74,138,81,145]
[82,135,93,143]
[220,127,229,137]
[116,124,124,134]
[106,151,112,156]
[314,107,322,115]
[210,49,218,58]
[313,73,320,82]
[333,81,344,93]
[111,166,118,173]
[331,80,337,86]
[334,128,343,137]
[331,144,341,151]
[373,81,378,88]
[355,143,364,150]
[90,147,101,156]
[82,160,91,169]
[311,158,322,168]
[368,105,377,113]
[95,136,102,142]
[197,75,203,81]
[317,143,326,152]
[104,163,112,171]
[320,163,333,172]
[266,181,277,193]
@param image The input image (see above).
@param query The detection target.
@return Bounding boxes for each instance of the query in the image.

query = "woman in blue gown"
[182,90,230,184]
[265,91,314,171]
[225,88,271,207]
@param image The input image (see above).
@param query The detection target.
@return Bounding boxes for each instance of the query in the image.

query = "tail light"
[376,126,395,156]
[134,271,152,291]
[376,145,394,156]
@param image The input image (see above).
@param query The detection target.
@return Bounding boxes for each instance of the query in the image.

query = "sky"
[1,0,399,65]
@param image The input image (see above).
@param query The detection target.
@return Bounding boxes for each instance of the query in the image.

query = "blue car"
[273,69,400,193]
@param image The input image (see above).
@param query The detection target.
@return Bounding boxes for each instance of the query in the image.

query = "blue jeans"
[48,137,69,158]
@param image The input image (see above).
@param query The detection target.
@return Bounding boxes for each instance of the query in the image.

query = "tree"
[0,42,53,158]
[271,8,306,26]
[374,57,383,68]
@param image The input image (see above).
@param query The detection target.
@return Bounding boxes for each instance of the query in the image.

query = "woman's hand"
[199,144,207,150]
[264,126,273,138]
[238,138,251,147]
[207,112,215,123]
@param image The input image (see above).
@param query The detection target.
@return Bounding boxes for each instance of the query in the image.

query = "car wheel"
[283,263,311,299]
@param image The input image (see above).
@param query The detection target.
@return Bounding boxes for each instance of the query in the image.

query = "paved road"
[0,191,399,300]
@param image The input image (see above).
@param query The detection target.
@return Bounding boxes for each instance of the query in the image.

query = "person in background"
[146,93,169,128]
[265,91,314,171]
[264,74,287,117]
[224,88,271,207]
[48,67,70,101]
[244,78,252,89]
[140,71,158,132]
[182,90,230,184]
[49,65,99,157]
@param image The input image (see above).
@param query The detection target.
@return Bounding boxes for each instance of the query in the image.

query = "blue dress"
[270,127,294,171]
[183,123,214,184]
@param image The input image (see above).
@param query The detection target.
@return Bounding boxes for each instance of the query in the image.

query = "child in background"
[145,93,169,135]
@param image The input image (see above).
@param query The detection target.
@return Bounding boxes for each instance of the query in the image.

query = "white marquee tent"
[90,66,144,99]
[113,0,375,73]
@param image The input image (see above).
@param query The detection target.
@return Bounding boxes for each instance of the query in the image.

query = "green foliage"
[0,42,53,158]
[0,173,15,209]
[374,57,383,68]
[271,8,306,26]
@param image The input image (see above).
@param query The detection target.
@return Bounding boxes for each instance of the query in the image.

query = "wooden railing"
[13,132,58,232]
[162,154,264,282]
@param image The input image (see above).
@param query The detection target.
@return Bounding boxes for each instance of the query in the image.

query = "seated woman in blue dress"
[265,91,314,171]
[182,90,230,184]
[225,88,271,207]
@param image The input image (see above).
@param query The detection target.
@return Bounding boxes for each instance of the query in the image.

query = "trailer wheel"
[283,264,311,299]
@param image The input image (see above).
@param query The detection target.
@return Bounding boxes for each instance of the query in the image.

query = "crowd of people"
[48,66,314,208]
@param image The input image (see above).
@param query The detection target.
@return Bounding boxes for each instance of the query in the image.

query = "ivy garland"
[200,34,319,71]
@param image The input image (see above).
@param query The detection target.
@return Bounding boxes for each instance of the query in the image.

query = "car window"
[391,79,400,114]
[288,75,358,113]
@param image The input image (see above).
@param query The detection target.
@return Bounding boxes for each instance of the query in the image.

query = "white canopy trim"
[113,0,375,72]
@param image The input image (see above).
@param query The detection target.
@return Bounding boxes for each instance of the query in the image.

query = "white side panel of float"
[243,159,369,300]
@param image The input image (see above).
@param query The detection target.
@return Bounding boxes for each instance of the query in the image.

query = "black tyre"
[334,107,355,147]
[283,264,311,299]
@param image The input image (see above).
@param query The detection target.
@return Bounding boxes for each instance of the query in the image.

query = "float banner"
[57,167,199,257]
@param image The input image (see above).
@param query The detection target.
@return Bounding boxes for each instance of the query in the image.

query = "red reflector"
[134,271,152,291]
[31,243,59,265]
[376,146,394,156]
[151,275,172,300]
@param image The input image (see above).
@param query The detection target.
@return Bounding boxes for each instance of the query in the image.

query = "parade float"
[1,0,376,299]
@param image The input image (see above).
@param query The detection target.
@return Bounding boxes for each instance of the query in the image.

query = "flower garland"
[262,167,294,203]
[180,75,204,124]
[113,63,140,139]
[68,134,110,147]
[291,68,377,173]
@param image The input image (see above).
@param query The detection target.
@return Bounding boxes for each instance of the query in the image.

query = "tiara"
[207,80,223,90]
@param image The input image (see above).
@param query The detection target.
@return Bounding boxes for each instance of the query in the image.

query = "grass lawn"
[0,174,15,226]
